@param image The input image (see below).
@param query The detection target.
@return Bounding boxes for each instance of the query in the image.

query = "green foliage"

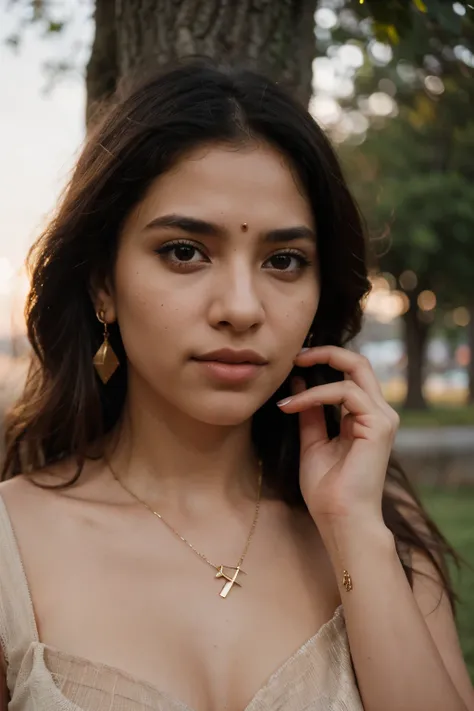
[345,136,474,305]
[376,171,474,280]
[327,0,474,70]
[47,21,64,33]
[4,0,70,48]
[3,0,93,90]
[358,0,465,38]
[340,0,474,310]
[419,485,474,682]
[397,405,474,427]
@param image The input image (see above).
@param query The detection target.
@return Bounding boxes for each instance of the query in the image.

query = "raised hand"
[277,346,400,526]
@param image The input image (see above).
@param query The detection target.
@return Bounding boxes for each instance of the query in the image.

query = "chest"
[19,499,341,711]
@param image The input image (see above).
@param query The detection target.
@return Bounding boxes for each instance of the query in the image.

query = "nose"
[208,259,265,333]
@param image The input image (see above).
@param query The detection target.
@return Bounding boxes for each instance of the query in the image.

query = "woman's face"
[99,141,320,425]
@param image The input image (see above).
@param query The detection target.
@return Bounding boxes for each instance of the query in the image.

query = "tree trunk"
[111,0,316,107]
[85,0,118,125]
[402,294,430,410]
[468,303,474,405]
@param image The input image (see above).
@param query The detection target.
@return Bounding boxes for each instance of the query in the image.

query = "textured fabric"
[0,496,364,710]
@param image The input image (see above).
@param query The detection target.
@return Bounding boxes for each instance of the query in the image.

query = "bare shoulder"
[0,456,110,506]
[0,463,76,514]
[0,458,114,551]
[0,472,43,500]
[0,474,43,524]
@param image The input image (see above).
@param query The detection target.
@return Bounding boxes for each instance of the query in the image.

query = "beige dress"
[0,496,364,710]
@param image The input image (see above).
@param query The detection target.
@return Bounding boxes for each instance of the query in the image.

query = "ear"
[89,273,117,323]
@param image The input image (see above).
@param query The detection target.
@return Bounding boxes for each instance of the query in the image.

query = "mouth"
[192,349,268,384]
[193,348,268,366]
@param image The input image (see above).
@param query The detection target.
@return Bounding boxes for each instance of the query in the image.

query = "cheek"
[113,257,190,357]
[274,287,320,342]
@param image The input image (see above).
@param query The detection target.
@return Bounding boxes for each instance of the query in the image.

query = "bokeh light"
[314,7,338,29]
[454,45,474,68]
[338,44,364,69]
[453,306,471,327]
[393,290,410,316]
[399,270,418,291]
[368,41,393,66]
[309,95,342,126]
[456,344,470,367]
[453,2,467,16]
[367,92,395,116]
[424,75,445,95]
[417,290,437,311]
[396,61,418,84]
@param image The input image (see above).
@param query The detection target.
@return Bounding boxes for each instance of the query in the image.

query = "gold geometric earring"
[92,309,120,384]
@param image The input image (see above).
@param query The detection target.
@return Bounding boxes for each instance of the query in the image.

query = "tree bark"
[85,0,118,125]
[468,303,474,405]
[402,293,430,410]
[113,0,316,107]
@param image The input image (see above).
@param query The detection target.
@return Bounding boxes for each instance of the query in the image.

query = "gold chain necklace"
[106,459,263,598]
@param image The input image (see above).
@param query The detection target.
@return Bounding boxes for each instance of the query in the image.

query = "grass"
[393,404,474,428]
[418,485,474,683]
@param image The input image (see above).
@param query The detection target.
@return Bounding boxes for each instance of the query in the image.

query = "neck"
[104,380,262,516]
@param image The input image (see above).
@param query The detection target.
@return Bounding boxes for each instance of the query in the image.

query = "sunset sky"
[0,2,90,337]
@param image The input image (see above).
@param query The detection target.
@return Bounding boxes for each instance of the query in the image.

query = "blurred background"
[0,0,473,677]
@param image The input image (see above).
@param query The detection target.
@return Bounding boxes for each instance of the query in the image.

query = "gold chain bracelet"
[342,569,353,592]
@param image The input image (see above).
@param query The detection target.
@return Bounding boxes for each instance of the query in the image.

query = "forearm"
[317,517,469,711]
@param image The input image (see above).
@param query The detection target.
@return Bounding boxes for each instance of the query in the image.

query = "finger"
[340,412,357,440]
[291,377,328,450]
[278,380,374,417]
[341,372,351,420]
[294,346,386,407]
[341,371,354,420]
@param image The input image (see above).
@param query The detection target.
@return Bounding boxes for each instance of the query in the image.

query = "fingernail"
[277,397,292,407]
[299,347,310,353]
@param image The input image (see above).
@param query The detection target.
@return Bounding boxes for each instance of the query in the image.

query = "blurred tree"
[341,45,474,409]
[469,310,474,403]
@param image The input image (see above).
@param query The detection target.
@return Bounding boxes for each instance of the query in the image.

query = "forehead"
[130,141,314,231]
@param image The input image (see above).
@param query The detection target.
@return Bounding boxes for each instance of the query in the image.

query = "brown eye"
[174,245,196,262]
[156,240,209,266]
[270,254,293,270]
[263,251,311,272]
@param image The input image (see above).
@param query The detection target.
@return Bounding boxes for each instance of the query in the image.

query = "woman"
[0,58,472,711]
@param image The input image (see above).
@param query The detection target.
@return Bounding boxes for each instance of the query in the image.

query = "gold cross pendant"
[215,565,246,598]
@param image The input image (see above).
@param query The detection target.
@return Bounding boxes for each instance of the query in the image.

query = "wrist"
[316,513,393,545]
[315,515,396,583]
[311,504,389,536]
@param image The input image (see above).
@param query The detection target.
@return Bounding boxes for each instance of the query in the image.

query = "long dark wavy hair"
[1,58,466,615]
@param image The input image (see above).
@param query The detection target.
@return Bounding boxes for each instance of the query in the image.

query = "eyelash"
[156,239,312,272]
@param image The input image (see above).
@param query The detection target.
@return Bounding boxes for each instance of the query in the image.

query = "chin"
[185,392,264,427]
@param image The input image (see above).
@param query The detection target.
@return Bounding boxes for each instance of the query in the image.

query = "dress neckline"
[40,604,344,711]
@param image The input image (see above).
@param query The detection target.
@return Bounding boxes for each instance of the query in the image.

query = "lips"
[194,348,268,365]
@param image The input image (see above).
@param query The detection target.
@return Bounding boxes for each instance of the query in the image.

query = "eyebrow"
[143,214,315,244]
